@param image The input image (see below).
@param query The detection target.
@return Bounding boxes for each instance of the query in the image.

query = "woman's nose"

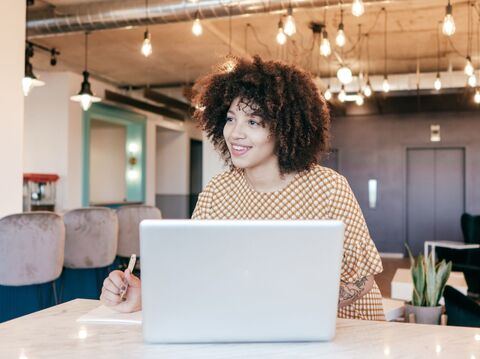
[231,122,246,139]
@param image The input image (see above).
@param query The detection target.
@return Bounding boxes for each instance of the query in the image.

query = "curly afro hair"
[193,55,331,175]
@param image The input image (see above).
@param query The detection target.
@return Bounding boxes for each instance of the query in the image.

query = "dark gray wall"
[330,111,480,254]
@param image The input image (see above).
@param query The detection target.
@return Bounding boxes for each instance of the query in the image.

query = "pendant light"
[363,34,372,97]
[320,29,332,56]
[336,8,346,47]
[141,0,152,57]
[283,4,296,37]
[70,32,101,111]
[434,23,442,91]
[382,8,390,93]
[355,92,364,106]
[363,80,372,97]
[324,85,332,101]
[352,0,365,17]
[337,65,353,84]
[442,0,455,36]
[434,74,442,91]
[474,88,480,103]
[276,19,287,45]
[22,43,45,96]
[192,10,203,36]
[465,56,474,76]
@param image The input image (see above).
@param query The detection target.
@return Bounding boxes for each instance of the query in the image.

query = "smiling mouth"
[230,144,252,156]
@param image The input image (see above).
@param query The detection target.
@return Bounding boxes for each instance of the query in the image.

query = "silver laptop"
[140,220,344,344]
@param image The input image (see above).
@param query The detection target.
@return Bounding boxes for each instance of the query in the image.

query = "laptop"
[140,220,344,344]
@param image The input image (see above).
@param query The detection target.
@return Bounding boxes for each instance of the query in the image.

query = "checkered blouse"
[192,164,385,321]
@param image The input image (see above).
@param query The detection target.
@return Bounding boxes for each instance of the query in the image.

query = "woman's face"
[223,97,277,172]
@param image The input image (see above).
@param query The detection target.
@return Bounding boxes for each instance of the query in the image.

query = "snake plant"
[405,244,452,307]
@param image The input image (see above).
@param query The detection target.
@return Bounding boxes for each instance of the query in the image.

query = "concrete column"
[0,1,25,217]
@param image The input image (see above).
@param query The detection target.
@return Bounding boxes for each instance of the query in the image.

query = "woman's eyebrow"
[227,110,236,115]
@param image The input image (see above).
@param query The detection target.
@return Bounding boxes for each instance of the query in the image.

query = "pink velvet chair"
[0,212,65,322]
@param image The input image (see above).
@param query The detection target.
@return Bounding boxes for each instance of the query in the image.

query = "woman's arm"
[338,275,375,308]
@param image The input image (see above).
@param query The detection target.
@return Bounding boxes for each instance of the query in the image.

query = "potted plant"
[404,245,452,324]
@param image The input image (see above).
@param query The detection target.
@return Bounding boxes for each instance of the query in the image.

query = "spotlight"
[320,30,331,57]
[324,85,332,101]
[276,20,287,45]
[338,85,346,102]
[464,56,474,76]
[363,80,372,97]
[434,74,442,91]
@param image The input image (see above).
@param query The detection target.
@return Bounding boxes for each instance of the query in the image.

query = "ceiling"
[28,0,478,92]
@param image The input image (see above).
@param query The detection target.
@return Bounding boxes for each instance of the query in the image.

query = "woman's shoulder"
[204,168,242,191]
[305,164,345,186]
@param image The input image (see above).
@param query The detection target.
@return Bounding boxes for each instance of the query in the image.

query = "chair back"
[0,212,64,286]
[116,205,162,257]
[444,285,480,327]
[461,213,480,244]
[63,208,118,268]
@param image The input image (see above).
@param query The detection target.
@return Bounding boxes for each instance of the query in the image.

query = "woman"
[101,56,385,320]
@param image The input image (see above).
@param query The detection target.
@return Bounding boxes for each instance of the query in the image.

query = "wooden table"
[1,299,479,358]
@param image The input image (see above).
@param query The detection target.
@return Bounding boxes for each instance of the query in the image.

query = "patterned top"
[192,164,385,321]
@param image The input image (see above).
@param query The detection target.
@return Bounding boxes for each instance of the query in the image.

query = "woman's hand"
[100,269,142,313]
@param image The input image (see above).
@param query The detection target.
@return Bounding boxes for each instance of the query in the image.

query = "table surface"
[1,299,479,359]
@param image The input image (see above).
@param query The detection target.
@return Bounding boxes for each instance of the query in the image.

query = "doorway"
[406,148,465,256]
[189,139,203,217]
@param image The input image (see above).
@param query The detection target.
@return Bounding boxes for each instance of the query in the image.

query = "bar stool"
[116,205,162,273]
[0,212,64,322]
[60,207,118,302]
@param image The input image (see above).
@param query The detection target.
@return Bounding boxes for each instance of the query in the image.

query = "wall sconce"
[430,124,441,142]
[127,143,139,181]
[368,179,377,209]
[128,143,139,166]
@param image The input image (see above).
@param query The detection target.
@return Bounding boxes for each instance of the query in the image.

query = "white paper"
[77,305,142,325]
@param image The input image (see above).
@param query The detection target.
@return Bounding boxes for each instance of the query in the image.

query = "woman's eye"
[226,117,234,123]
[249,120,259,126]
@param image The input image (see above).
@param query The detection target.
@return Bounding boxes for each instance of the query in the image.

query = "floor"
[376,257,410,298]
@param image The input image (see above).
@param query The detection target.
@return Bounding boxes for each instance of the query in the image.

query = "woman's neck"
[244,164,297,193]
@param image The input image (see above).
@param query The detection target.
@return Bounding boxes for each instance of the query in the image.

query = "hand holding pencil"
[100,254,142,313]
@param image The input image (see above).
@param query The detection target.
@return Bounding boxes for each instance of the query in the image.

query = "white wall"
[24,72,70,209]
[0,0,25,217]
[89,123,126,203]
[156,129,190,194]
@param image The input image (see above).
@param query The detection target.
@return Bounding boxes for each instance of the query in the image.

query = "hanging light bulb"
[141,30,152,57]
[22,44,45,96]
[324,85,332,101]
[363,80,372,97]
[22,62,45,96]
[434,73,442,91]
[382,76,390,93]
[276,20,287,45]
[337,65,353,84]
[71,33,101,111]
[320,30,332,57]
[336,23,346,47]
[442,0,456,36]
[70,71,101,111]
[336,8,346,47]
[474,88,480,103]
[464,56,474,76]
[192,12,203,36]
[468,74,477,87]
[356,93,364,106]
[338,85,347,102]
[283,6,296,37]
[352,0,365,17]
